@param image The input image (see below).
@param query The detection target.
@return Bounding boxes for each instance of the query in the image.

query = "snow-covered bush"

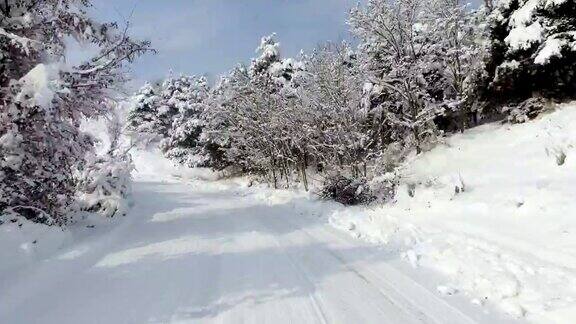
[367,172,399,203]
[320,171,398,206]
[1,64,93,225]
[75,152,134,218]
[319,175,375,206]
[76,108,134,218]
[503,97,550,123]
[1,206,56,226]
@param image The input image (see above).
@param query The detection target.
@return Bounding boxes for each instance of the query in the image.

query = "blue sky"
[87,0,359,85]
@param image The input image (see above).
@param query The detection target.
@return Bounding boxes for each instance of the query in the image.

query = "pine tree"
[487,0,576,102]
[162,76,210,166]
[127,83,161,143]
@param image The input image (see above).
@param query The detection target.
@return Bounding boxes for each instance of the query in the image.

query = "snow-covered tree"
[250,34,305,95]
[350,0,444,153]
[162,75,210,166]
[349,0,488,150]
[250,34,282,77]
[0,0,150,224]
[487,0,576,103]
[75,110,134,218]
[155,75,192,139]
[126,83,162,143]
[200,35,309,186]
[423,0,489,130]
[198,66,250,171]
[298,43,369,178]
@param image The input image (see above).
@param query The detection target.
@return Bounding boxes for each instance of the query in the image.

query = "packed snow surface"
[1,154,518,324]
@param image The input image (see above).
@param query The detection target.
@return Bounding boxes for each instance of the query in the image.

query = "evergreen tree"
[162,76,210,166]
[486,0,576,102]
[126,83,161,142]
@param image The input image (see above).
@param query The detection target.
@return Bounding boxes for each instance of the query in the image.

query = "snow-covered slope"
[330,102,576,323]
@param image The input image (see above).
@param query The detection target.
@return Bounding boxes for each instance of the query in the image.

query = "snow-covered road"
[1,179,518,324]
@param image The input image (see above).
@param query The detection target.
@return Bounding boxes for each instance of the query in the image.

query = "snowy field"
[1,103,575,324]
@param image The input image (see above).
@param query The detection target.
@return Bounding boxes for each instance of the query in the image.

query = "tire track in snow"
[254,212,427,324]
[314,223,479,324]
[250,213,330,324]
[270,210,478,324]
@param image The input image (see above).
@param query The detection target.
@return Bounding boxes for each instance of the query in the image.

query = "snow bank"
[329,102,576,323]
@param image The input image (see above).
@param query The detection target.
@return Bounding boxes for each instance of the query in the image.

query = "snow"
[2,104,576,323]
[509,0,540,27]
[329,102,576,323]
[534,31,576,65]
[544,0,568,8]
[0,215,71,278]
[15,63,60,108]
[0,27,35,55]
[499,60,521,70]
[534,36,564,64]
[0,148,517,324]
[256,33,280,58]
[505,21,543,51]
[131,148,220,181]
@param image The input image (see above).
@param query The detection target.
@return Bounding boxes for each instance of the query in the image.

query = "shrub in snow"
[502,97,550,123]
[545,144,567,166]
[76,109,135,218]
[75,152,134,218]
[1,64,92,225]
[368,173,399,203]
[1,206,56,226]
[486,0,576,104]
[319,175,375,206]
